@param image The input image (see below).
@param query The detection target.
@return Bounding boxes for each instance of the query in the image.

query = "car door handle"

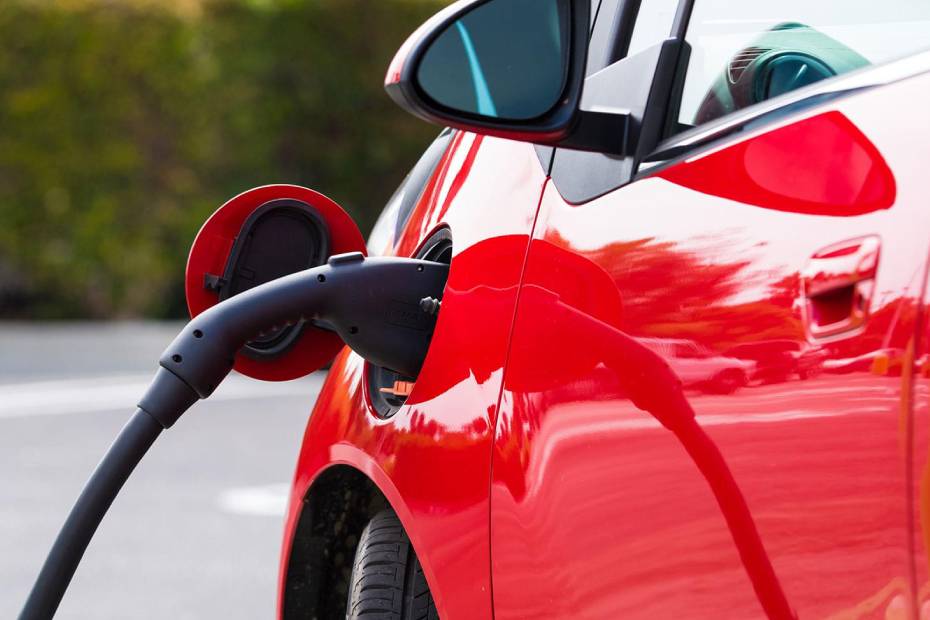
[802,235,880,340]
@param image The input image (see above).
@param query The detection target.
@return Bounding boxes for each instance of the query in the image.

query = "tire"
[346,509,438,620]
[711,369,746,394]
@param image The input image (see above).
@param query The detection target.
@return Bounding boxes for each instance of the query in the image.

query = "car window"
[677,0,930,128]
[586,0,619,73]
[627,0,680,58]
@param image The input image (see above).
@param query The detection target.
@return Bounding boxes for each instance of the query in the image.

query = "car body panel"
[490,72,930,618]
[278,132,548,619]
[913,268,930,615]
[638,338,755,393]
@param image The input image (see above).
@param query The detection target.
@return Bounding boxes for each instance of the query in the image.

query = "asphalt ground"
[0,322,325,619]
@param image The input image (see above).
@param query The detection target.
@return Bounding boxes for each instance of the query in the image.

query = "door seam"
[485,176,551,620]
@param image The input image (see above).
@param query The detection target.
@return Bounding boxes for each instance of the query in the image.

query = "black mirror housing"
[385,0,592,146]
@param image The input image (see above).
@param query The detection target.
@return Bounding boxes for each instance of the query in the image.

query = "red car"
[276,1,930,618]
[725,340,827,384]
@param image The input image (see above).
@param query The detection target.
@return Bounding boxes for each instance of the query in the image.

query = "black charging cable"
[19,252,448,620]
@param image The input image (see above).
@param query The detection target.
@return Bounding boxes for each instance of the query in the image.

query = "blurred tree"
[0,0,442,318]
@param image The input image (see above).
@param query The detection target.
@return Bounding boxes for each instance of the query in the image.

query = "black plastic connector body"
[138,253,448,428]
[137,369,199,429]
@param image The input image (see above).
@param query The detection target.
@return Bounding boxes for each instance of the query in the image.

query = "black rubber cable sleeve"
[18,410,163,620]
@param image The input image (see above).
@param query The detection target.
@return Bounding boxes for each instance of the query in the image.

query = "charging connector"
[139,252,447,428]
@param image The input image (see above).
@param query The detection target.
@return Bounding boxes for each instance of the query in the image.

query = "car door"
[490,2,930,618]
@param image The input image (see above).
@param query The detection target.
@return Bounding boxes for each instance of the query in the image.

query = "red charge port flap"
[186,185,366,381]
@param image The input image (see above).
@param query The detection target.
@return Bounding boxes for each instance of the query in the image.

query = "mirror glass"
[416,0,571,121]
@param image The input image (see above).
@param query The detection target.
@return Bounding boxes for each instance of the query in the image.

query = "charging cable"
[19,252,448,620]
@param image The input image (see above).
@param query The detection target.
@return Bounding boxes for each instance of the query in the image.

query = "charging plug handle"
[140,253,448,428]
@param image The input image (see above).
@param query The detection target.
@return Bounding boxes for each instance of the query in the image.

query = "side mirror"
[185,185,367,381]
[385,0,603,147]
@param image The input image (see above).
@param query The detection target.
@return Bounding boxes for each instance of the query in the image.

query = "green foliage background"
[0,0,442,319]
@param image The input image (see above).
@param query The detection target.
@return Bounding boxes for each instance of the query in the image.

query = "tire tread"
[347,510,438,620]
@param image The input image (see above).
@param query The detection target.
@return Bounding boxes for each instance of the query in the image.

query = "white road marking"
[217,483,290,517]
[0,372,324,419]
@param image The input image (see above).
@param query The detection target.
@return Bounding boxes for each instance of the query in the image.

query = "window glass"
[587,0,618,73]
[678,0,930,126]
[627,0,680,57]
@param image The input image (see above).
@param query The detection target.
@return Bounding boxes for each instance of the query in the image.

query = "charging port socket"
[367,228,451,418]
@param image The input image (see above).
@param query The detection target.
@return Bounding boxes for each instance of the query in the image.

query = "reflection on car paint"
[492,81,930,618]
[657,111,896,217]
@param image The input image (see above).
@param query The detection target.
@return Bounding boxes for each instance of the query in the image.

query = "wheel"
[711,369,746,394]
[346,509,439,620]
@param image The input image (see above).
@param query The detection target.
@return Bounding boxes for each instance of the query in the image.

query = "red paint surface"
[491,80,930,618]
[658,111,896,217]
[279,70,930,618]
